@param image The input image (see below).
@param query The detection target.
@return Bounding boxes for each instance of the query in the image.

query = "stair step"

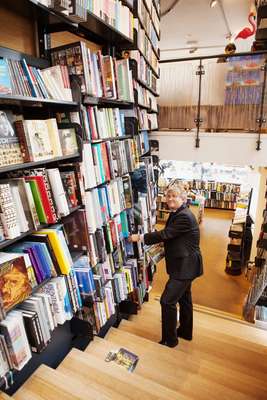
[13,364,109,400]
[86,335,261,400]
[106,326,267,399]
[131,303,267,347]
[128,312,267,354]
[59,347,184,400]
[118,319,267,381]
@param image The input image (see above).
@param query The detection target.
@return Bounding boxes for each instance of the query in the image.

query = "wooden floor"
[155,207,250,316]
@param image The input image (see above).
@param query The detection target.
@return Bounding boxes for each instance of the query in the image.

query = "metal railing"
[159,50,267,150]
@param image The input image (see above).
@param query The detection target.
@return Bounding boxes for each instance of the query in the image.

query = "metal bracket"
[196,65,205,76]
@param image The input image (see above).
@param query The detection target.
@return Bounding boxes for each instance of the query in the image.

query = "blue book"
[24,242,51,279]
[21,59,37,97]
[0,58,12,94]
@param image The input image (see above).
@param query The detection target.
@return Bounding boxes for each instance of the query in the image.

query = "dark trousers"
[160,278,193,345]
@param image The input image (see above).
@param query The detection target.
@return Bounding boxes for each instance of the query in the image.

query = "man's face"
[166,190,183,211]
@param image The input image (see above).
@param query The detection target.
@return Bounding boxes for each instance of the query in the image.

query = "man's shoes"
[176,329,192,341]
[158,339,178,348]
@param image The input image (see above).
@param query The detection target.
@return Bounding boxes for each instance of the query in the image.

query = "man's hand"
[128,234,140,243]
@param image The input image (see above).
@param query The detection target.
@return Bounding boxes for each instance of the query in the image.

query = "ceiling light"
[210,0,218,8]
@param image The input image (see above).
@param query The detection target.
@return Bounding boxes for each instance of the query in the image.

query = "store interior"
[0,0,267,398]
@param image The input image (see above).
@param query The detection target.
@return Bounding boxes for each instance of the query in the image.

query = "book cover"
[0,254,32,312]
[0,111,24,167]
[0,59,12,94]
[24,119,54,161]
[58,128,78,156]
[60,171,78,209]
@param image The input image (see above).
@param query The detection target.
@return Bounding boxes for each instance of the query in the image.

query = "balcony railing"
[159,50,267,150]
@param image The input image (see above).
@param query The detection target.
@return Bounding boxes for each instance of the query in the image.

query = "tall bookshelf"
[243,182,267,325]
[0,0,160,393]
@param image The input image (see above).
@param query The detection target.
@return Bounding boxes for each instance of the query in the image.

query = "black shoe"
[164,339,178,348]
[176,329,192,341]
[158,340,166,345]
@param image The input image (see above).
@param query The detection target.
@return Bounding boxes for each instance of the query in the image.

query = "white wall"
[150,131,267,166]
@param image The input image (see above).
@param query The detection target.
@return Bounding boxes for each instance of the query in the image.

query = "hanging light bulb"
[210,0,218,8]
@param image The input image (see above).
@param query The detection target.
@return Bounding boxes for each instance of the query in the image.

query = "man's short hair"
[166,183,188,202]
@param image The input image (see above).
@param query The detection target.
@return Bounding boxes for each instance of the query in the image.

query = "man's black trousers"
[160,278,193,345]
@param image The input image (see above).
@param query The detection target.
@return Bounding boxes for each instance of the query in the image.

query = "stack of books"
[0,58,72,101]
[51,43,134,102]
[81,106,126,140]
[87,1,134,39]
[0,111,78,169]
[0,168,81,241]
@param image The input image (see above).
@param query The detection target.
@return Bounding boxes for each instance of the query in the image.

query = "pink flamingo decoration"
[235,12,256,40]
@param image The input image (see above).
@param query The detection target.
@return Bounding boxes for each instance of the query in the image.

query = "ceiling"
[160,0,254,59]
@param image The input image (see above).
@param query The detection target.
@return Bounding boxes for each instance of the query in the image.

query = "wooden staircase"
[2,301,267,399]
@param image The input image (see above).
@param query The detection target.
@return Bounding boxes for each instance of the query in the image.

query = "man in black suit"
[129,184,203,348]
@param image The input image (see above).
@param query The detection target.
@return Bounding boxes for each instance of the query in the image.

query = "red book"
[25,176,57,224]
[109,220,118,247]
[101,142,111,182]
[14,120,32,162]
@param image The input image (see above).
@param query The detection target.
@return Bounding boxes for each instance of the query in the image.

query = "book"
[0,253,32,312]
[0,59,12,94]
[0,183,21,239]
[0,310,32,370]
[58,128,78,156]
[0,110,24,167]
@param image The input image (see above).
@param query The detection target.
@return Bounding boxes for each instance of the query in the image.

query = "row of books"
[134,20,159,75]
[0,111,78,168]
[137,0,159,52]
[0,272,81,374]
[138,109,158,130]
[84,180,132,234]
[186,180,241,193]
[37,0,134,38]
[82,140,138,189]
[0,58,72,101]
[201,191,239,202]
[130,51,159,95]
[81,106,127,140]
[87,0,134,40]
[134,81,157,111]
[0,167,81,241]
[51,42,134,101]
[0,224,81,313]
[205,199,237,209]
[37,0,88,22]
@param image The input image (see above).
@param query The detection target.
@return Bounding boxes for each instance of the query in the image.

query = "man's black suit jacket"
[144,204,203,280]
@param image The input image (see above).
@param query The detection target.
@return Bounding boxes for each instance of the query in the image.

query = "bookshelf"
[243,183,267,324]
[171,179,241,211]
[225,191,253,276]
[0,0,160,393]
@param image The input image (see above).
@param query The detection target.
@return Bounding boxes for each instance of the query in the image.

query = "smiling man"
[129,183,203,348]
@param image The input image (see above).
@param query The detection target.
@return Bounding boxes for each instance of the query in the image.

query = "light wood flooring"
[155,207,250,316]
[7,300,267,400]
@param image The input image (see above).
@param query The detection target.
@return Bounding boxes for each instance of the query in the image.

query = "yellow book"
[36,229,71,274]
[46,119,63,158]
[104,296,110,319]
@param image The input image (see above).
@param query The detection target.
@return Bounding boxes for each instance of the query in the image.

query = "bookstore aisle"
[153,207,250,316]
